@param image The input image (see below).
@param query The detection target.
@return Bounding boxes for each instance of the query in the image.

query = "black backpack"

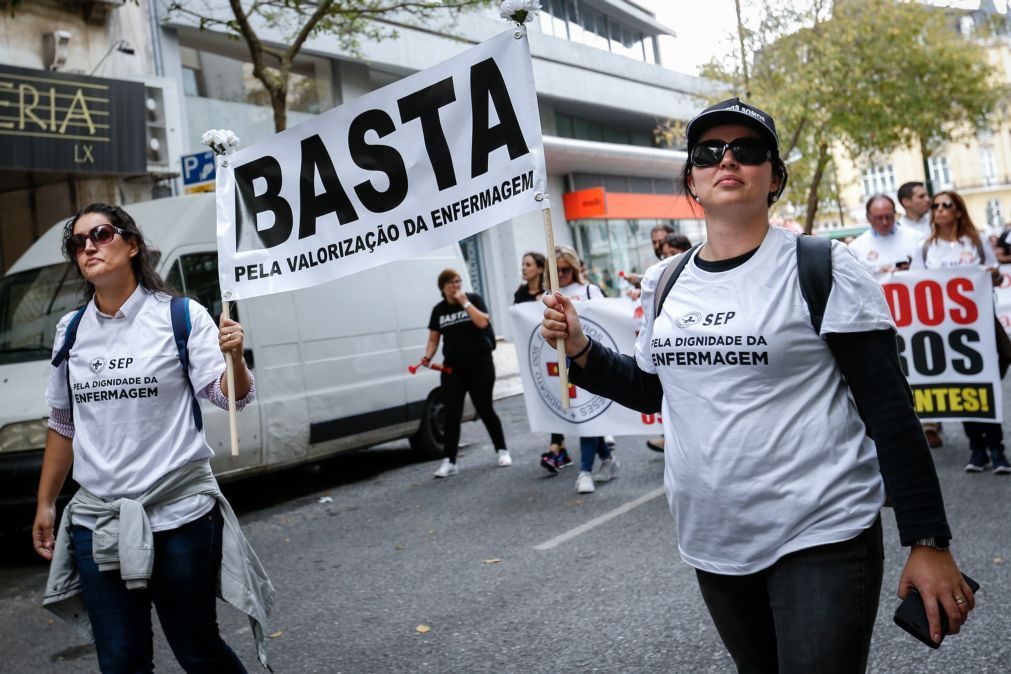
[51,296,203,430]
[653,235,833,333]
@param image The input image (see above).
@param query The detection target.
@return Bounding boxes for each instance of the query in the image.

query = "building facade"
[0,0,185,272]
[161,0,709,337]
[816,4,1011,240]
[1,0,708,340]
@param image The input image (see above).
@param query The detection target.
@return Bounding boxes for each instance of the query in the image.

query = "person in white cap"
[541,97,974,672]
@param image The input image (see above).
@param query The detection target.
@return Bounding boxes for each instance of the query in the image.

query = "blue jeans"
[579,436,612,472]
[71,505,246,674]
[695,516,883,674]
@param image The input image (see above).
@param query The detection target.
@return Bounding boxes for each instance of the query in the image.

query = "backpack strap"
[170,296,203,432]
[796,235,833,334]
[654,243,703,319]
[52,305,88,414]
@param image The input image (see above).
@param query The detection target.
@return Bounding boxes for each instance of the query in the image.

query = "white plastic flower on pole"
[500,0,541,25]
[201,129,240,156]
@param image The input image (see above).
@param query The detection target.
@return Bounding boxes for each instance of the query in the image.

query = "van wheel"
[410,389,446,460]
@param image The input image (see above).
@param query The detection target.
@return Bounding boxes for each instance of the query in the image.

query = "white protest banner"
[510,299,662,435]
[216,29,546,300]
[879,267,1001,422]
[995,265,1011,334]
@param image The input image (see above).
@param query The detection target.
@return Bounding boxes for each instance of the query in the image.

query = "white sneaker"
[433,458,458,478]
[593,456,619,483]
[497,449,512,467]
[576,471,595,494]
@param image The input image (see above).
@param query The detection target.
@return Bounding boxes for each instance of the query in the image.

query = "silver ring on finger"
[955,595,966,605]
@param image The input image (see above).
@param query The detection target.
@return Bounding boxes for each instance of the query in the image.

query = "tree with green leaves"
[168,0,491,133]
[687,0,1003,232]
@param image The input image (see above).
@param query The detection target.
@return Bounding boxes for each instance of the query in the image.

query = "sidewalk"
[492,340,523,400]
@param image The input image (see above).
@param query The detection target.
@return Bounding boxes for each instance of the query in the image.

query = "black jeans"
[441,355,506,462]
[962,421,1004,452]
[695,517,884,674]
[71,505,246,674]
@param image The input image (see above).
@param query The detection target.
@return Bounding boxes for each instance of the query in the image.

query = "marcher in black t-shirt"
[424,269,509,477]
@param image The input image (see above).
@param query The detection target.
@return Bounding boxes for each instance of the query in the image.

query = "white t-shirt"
[910,235,997,270]
[46,288,224,531]
[635,227,893,574]
[559,281,604,301]
[848,225,923,276]
[898,212,931,240]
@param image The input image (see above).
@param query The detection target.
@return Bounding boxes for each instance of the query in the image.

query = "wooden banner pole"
[222,299,240,456]
[541,204,570,410]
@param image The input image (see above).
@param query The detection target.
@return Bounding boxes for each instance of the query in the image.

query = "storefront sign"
[0,65,145,174]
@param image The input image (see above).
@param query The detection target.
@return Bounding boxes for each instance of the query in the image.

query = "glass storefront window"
[572,219,705,297]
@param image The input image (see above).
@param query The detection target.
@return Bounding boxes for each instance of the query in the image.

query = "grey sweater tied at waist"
[43,459,276,670]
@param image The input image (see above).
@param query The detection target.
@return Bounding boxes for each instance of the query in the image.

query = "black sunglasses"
[931,201,955,211]
[690,137,772,168]
[65,223,129,257]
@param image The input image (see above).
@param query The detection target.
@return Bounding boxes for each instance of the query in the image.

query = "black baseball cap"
[685,97,780,153]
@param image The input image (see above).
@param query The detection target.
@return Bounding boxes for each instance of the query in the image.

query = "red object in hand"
[618,270,626,278]
[408,361,453,375]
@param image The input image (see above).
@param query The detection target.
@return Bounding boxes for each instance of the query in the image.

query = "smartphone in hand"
[893,573,980,648]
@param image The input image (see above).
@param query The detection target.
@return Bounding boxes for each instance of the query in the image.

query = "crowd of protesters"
[31,92,1005,674]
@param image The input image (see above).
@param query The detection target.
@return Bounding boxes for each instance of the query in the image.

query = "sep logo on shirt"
[89,357,106,374]
[675,312,702,329]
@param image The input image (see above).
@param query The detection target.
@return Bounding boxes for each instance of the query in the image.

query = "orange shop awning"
[563,187,700,221]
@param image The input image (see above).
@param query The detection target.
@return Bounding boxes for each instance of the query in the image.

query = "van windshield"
[0,263,81,365]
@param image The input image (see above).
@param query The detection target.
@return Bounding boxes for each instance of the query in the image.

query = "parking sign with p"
[181,150,216,193]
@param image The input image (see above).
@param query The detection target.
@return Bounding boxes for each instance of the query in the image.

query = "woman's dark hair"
[677,149,788,209]
[522,251,546,293]
[927,191,982,250]
[62,203,174,298]
[437,268,461,298]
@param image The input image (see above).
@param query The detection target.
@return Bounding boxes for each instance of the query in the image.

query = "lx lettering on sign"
[74,143,94,164]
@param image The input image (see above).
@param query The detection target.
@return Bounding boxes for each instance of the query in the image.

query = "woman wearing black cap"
[541,98,973,671]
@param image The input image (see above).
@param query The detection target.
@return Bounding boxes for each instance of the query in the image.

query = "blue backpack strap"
[654,243,703,319]
[51,306,87,367]
[170,296,203,432]
[796,235,833,334]
[52,305,87,414]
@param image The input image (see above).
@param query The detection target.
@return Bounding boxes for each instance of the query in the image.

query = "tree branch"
[286,0,337,65]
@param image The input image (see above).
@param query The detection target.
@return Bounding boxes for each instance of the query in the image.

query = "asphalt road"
[1,393,1009,673]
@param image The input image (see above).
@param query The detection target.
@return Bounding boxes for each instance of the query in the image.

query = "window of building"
[987,198,1004,231]
[928,156,953,190]
[555,112,656,147]
[572,173,674,194]
[539,0,654,63]
[178,42,334,150]
[861,165,896,200]
[982,148,998,187]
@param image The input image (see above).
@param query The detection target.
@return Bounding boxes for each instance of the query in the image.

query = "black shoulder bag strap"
[52,305,88,414]
[170,296,203,431]
[796,234,833,334]
[653,243,703,319]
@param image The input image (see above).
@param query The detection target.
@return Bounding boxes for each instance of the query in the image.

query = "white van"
[0,193,473,523]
